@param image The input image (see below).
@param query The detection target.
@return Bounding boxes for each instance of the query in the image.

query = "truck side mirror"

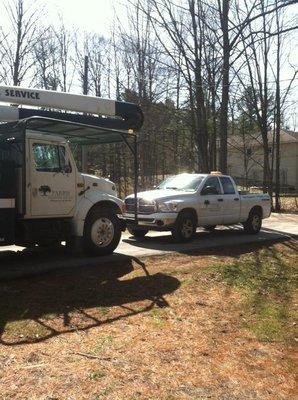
[201,186,218,195]
[63,163,72,174]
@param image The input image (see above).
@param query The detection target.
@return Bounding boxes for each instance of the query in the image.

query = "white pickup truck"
[124,172,271,242]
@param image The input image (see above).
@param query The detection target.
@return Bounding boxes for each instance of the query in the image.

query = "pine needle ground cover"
[0,240,297,400]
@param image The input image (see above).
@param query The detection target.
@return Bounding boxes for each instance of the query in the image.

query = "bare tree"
[53,18,74,92]
[33,26,60,90]
[75,32,110,97]
[0,0,47,85]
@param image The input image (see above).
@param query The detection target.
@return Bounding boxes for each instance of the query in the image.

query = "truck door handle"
[234,198,239,201]
[217,198,223,202]
[204,200,210,205]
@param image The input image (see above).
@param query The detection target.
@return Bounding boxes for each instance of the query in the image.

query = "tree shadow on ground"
[0,257,180,346]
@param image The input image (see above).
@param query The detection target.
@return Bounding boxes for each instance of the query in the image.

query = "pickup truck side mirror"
[201,186,219,195]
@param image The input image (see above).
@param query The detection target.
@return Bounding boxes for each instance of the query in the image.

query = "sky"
[45,0,126,35]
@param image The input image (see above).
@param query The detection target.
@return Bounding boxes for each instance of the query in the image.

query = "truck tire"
[171,211,196,243]
[243,209,262,234]
[127,227,149,238]
[204,225,216,232]
[83,206,122,256]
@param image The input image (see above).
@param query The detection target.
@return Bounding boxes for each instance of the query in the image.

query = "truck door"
[197,176,224,226]
[28,140,76,217]
[0,160,16,244]
[218,176,241,224]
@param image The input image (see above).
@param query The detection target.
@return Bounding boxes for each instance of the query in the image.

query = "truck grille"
[125,198,156,214]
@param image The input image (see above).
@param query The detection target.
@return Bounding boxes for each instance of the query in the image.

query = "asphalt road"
[0,213,296,281]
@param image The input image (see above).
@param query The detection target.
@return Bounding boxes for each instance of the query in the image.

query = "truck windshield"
[157,174,204,191]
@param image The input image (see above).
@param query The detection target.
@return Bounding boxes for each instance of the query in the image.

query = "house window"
[281,169,287,185]
[252,170,259,180]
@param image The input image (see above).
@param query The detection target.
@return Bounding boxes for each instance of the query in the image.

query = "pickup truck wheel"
[243,210,262,234]
[127,227,149,238]
[204,225,216,232]
[171,211,196,243]
[83,207,122,256]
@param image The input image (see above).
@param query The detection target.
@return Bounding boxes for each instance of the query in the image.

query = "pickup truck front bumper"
[123,212,178,230]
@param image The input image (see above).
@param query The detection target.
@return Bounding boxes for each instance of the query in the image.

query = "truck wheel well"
[86,201,121,220]
[249,205,263,217]
[178,208,198,225]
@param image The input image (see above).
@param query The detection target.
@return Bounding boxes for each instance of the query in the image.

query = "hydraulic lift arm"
[0,85,143,130]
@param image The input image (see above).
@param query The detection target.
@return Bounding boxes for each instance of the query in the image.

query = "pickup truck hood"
[126,189,189,202]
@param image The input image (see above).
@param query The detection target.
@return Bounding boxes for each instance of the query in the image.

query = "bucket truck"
[0,85,142,255]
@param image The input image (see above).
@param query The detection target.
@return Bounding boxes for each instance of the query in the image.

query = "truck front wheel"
[83,207,122,256]
[171,211,196,243]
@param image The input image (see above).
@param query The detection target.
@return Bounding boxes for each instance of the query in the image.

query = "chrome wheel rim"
[252,214,261,231]
[181,219,194,238]
[91,218,114,247]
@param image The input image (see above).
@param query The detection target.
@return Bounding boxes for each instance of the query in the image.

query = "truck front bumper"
[123,212,178,230]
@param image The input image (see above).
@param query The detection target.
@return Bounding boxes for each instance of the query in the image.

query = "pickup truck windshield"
[157,175,204,191]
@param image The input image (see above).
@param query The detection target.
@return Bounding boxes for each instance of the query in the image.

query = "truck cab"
[0,118,128,255]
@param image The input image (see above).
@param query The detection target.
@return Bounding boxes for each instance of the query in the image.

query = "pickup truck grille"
[125,198,156,214]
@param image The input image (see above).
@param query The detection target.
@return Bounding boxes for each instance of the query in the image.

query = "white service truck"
[0,85,142,255]
[124,172,271,242]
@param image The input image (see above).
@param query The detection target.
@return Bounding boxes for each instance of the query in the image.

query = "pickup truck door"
[28,139,76,217]
[197,176,224,226]
[218,176,241,224]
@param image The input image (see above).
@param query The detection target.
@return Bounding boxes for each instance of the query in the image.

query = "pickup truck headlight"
[157,201,179,212]
[138,198,157,213]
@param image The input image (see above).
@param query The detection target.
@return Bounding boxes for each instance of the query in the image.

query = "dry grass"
[279,196,298,214]
[0,241,297,400]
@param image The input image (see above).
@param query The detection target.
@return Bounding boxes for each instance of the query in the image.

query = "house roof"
[227,129,298,148]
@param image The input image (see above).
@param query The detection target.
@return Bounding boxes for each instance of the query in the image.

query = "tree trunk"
[219,0,230,174]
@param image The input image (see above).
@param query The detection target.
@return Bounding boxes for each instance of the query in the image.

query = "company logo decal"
[38,185,72,202]
[39,185,51,196]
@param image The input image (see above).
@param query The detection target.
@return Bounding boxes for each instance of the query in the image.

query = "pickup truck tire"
[171,211,196,243]
[204,225,216,232]
[243,209,262,234]
[127,227,149,238]
[83,207,122,256]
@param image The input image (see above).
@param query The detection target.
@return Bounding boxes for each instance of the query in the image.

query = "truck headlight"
[139,198,157,213]
[157,201,179,212]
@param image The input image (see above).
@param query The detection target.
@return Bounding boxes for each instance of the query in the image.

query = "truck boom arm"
[0,85,143,130]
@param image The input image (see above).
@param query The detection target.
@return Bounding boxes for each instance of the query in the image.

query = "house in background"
[227,130,298,191]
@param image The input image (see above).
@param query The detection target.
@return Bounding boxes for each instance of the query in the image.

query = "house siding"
[227,136,298,190]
